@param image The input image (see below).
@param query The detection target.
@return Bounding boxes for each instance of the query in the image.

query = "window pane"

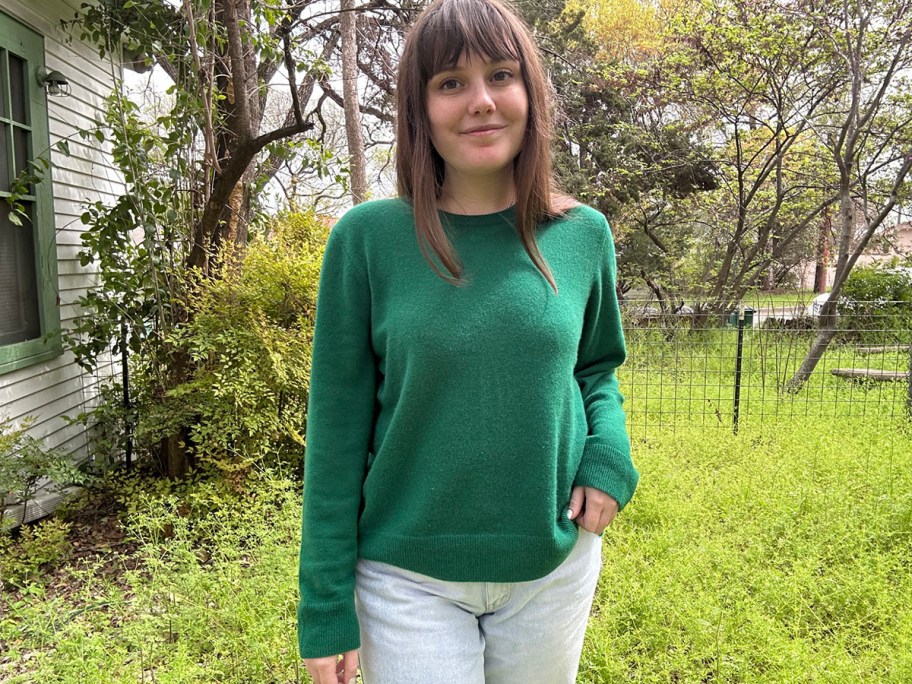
[0,124,8,191]
[0,50,7,119]
[13,125,30,190]
[0,201,40,346]
[9,54,27,125]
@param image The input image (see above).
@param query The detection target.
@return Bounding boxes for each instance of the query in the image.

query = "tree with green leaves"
[618,0,844,314]
[782,0,912,390]
[517,0,718,308]
[600,0,912,346]
[66,0,411,476]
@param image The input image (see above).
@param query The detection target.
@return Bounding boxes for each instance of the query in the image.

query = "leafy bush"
[837,262,912,343]
[1,417,91,531]
[0,518,72,588]
[121,463,300,556]
[65,380,138,471]
[131,211,329,472]
[0,465,303,681]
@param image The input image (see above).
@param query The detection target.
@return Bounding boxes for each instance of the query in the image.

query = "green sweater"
[297,198,638,659]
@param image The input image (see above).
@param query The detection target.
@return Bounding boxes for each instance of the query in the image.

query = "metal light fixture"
[36,66,70,97]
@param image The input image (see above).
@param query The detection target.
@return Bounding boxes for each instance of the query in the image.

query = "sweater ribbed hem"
[297,599,360,659]
[574,442,639,510]
[358,524,579,583]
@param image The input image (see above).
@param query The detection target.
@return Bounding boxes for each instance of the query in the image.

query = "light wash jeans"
[354,529,603,684]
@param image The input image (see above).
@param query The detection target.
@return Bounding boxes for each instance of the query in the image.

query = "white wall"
[1,0,123,521]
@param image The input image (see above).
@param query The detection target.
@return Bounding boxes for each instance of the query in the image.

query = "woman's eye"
[439,78,460,90]
[491,69,514,82]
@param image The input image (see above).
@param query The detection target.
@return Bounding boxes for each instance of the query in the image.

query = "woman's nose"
[468,83,495,114]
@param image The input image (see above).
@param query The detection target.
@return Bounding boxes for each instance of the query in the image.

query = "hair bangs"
[417,0,523,81]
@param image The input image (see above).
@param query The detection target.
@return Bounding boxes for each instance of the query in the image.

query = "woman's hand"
[567,486,618,535]
[304,649,359,684]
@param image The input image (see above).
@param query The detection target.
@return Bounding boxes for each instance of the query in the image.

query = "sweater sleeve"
[572,219,639,510]
[297,221,376,658]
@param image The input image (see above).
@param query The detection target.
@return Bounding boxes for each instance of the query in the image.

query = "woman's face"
[425,52,528,184]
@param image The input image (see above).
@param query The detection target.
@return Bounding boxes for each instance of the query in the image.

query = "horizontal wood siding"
[1,0,122,473]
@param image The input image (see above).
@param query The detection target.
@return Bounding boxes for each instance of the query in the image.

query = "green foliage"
[841,263,912,303]
[52,56,330,476]
[129,211,328,471]
[557,0,911,312]
[0,519,72,588]
[64,90,194,376]
[121,463,301,554]
[581,418,912,683]
[61,0,351,479]
[0,418,91,532]
[838,263,912,344]
[0,466,304,682]
[2,416,912,681]
[64,381,137,470]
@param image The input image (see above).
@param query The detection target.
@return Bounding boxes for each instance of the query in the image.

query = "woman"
[297,0,638,682]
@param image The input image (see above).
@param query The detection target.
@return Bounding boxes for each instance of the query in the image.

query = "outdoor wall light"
[36,66,71,97]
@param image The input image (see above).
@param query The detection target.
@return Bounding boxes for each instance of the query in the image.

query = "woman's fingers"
[567,486,586,520]
[339,650,359,683]
[303,649,359,683]
[576,487,619,534]
[304,655,344,684]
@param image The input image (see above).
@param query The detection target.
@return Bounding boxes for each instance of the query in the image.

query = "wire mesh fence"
[618,297,912,437]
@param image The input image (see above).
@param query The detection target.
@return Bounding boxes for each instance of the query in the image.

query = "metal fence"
[618,298,912,437]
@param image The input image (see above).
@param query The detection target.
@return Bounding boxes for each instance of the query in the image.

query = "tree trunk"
[785,309,839,392]
[814,208,830,294]
[159,433,190,480]
[341,0,368,204]
[155,344,193,478]
[640,268,669,312]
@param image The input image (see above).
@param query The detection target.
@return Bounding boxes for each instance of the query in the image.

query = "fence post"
[907,334,912,421]
[121,320,133,472]
[733,304,745,434]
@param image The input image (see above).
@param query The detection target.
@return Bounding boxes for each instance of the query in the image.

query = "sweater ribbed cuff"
[573,441,639,510]
[297,598,361,659]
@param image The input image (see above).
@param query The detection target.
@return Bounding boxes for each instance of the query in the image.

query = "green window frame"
[0,10,61,375]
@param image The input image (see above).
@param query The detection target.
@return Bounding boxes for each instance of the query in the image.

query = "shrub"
[0,518,72,588]
[0,417,91,531]
[837,262,912,343]
[132,210,329,473]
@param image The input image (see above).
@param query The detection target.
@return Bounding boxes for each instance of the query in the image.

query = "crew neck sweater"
[297,198,638,659]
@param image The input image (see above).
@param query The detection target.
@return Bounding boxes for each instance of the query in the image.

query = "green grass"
[2,396,911,681]
[0,469,306,683]
[740,291,818,307]
[581,417,912,683]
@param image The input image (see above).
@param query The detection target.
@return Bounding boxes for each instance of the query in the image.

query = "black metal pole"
[733,305,745,434]
[906,334,912,421]
[121,321,133,471]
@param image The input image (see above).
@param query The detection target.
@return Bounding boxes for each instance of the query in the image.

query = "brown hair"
[396,0,574,291]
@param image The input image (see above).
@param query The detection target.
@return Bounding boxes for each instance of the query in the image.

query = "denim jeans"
[353,529,603,684]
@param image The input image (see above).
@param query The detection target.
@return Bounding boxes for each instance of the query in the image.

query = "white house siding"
[1,0,123,521]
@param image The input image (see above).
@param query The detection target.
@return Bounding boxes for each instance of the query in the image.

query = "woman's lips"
[462,125,505,136]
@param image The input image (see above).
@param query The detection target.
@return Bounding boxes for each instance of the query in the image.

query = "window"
[0,11,60,374]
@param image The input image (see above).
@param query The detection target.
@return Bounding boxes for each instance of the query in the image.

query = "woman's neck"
[438,169,516,215]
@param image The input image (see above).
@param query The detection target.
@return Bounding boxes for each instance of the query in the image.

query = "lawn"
[740,290,819,308]
[2,401,910,682]
[580,417,912,683]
